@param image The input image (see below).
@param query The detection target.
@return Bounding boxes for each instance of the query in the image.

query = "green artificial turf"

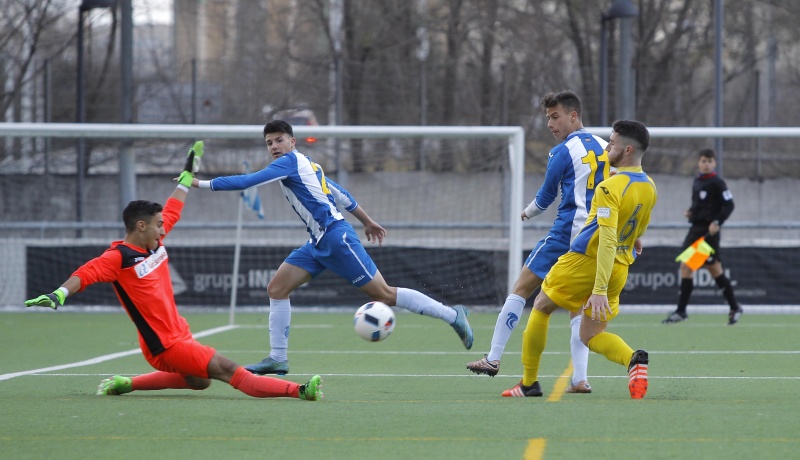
[2,310,798,459]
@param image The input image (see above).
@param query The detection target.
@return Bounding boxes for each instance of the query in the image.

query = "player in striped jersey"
[467,91,607,393]
[191,120,473,375]
[502,120,656,400]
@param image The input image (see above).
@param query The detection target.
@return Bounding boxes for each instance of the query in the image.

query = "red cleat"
[501,380,542,398]
[627,350,649,399]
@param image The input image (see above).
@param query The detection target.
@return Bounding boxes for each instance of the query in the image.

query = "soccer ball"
[354,301,396,342]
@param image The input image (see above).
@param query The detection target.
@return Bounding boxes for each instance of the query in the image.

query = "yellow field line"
[523,363,572,459]
[524,438,547,460]
[546,360,574,402]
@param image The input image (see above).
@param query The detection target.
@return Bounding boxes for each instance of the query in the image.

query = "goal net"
[0,123,524,313]
[3,123,800,314]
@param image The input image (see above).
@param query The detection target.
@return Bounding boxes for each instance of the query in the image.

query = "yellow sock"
[521,309,550,386]
[588,331,634,367]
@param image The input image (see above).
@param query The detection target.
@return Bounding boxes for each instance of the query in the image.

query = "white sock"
[395,288,456,324]
[570,315,589,384]
[487,294,526,362]
[268,298,291,362]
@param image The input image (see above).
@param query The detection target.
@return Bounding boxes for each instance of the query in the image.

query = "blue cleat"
[451,305,474,350]
[244,357,289,376]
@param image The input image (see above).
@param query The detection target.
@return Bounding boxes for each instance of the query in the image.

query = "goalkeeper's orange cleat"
[627,350,649,399]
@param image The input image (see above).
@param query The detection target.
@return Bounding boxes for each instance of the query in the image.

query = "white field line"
[13,373,800,381]
[0,325,237,382]
[3,317,798,381]
[4,345,800,381]
[217,350,800,355]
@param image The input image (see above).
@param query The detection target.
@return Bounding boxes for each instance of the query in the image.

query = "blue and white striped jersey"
[531,129,609,244]
[209,150,358,245]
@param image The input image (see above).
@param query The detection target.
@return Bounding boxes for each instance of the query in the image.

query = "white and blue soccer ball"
[354,301,396,342]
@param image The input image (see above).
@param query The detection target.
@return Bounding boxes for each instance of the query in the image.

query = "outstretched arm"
[349,205,386,246]
[26,234,124,309]
[24,276,82,310]
[174,141,204,201]
[164,141,204,233]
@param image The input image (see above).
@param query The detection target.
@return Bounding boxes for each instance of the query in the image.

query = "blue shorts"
[524,234,571,279]
[285,221,378,287]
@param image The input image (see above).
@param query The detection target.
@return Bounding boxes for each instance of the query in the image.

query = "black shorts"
[682,225,721,264]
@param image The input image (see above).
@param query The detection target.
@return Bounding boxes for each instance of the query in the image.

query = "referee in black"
[663,148,743,325]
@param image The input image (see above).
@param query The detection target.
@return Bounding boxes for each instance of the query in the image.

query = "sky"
[73,0,172,25]
[132,0,172,25]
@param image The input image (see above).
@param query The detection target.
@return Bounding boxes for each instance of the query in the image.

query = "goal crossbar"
[3,122,799,138]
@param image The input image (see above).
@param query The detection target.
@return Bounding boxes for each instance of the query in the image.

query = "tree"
[0,0,68,160]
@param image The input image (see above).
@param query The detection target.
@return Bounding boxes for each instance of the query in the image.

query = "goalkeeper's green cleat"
[96,375,132,396]
[298,375,323,401]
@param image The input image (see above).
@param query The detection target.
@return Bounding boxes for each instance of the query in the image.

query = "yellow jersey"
[570,166,658,266]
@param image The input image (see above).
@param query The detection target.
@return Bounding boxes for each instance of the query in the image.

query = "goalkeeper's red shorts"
[147,338,216,379]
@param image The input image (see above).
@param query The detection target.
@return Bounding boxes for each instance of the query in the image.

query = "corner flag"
[229,161,263,325]
[675,236,715,270]
[240,161,264,219]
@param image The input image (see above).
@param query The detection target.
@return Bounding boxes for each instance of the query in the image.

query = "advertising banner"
[26,245,507,307]
[27,245,793,307]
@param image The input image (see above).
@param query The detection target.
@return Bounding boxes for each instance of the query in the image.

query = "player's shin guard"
[488,294,526,361]
[229,367,298,398]
[587,331,634,367]
[569,315,590,384]
[521,309,550,387]
[396,287,455,323]
[714,274,740,310]
[132,371,199,391]
[268,298,292,362]
[676,278,693,315]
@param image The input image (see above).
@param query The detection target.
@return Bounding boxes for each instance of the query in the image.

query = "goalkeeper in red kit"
[24,142,322,401]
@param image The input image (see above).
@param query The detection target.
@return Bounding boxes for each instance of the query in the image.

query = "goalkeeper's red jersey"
[71,197,191,359]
